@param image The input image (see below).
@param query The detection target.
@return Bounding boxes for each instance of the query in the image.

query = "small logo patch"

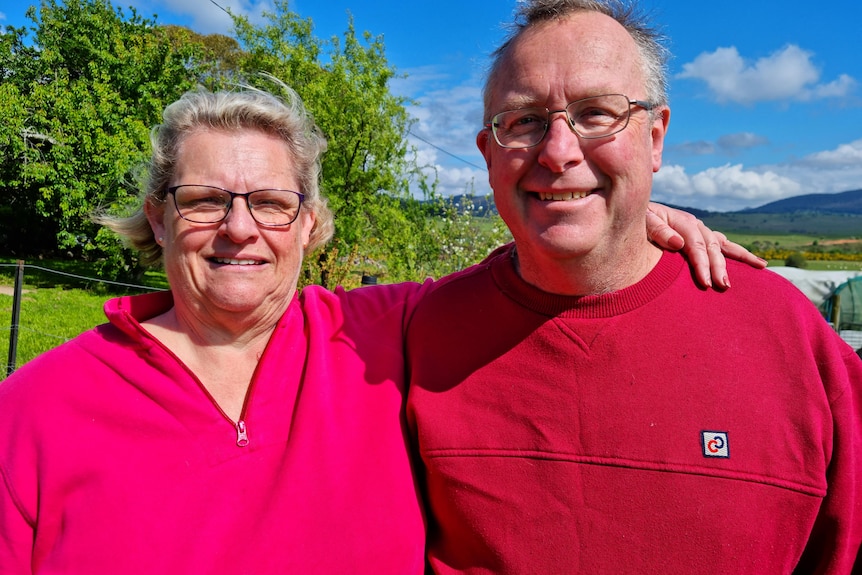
[701,431,729,458]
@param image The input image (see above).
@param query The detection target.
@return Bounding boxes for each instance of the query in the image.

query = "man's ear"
[477,128,493,169]
[651,106,670,173]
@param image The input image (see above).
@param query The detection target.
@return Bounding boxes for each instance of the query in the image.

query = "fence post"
[6,260,24,376]
[829,293,841,331]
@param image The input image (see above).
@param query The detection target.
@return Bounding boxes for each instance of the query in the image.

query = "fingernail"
[723,275,730,288]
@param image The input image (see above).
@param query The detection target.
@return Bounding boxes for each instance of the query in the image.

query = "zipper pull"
[236,420,249,447]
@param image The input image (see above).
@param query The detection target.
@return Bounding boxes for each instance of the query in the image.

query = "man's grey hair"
[483,0,670,120]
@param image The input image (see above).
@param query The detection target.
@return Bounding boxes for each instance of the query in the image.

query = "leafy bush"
[784,252,808,268]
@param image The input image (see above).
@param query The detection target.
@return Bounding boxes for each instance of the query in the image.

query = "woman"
[0,81,757,573]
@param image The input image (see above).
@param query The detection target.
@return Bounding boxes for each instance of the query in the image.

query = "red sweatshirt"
[0,283,429,574]
[407,248,861,575]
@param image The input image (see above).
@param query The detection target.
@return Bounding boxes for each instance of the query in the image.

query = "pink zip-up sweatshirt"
[0,282,430,574]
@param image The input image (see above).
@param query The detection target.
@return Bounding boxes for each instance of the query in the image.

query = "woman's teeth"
[213,258,261,265]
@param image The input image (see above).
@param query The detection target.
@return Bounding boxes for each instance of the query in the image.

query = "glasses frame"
[165,185,305,227]
[485,93,655,149]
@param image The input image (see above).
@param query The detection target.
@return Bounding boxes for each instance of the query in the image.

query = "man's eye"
[580,107,614,118]
[504,113,544,132]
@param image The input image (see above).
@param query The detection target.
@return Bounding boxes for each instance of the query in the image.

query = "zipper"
[135,317,257,448]
[235,420,249,447]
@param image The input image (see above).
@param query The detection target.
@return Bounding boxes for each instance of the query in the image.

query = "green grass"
[765,260,862,271]
[724,232,862,250]
[701,212,862,237]
[723,233,862,271]
[0,286,111,376]
[724,232,827,249]
[0,258,165,379]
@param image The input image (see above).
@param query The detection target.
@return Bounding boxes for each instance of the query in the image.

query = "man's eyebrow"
[492,95,543,111]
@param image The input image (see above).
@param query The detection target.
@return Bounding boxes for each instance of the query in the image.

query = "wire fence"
[4,261,861,377]
[0,261,162,377]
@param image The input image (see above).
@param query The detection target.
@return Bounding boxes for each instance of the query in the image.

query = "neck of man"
[512,239,664,296]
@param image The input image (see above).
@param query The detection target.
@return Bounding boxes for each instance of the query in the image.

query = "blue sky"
[3,0,860,212]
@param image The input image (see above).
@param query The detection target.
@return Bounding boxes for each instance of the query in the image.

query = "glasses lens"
[248,190,302,226]
[171,186,303,225]
[173,185,230,223]
[492,108,548,148]
[567,94,631,139]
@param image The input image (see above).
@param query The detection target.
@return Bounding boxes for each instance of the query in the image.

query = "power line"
[407,129,487,172]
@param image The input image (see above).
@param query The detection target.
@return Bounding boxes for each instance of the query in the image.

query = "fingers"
[718,235,769,270]
[702,226,728,290]
[646,204,713,288]
[645,208,685,251]
[686,218,717,289]
[646,202,768,290]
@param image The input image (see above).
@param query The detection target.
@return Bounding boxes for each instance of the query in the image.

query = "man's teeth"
[213,258,261,265]
[538,191,590,201]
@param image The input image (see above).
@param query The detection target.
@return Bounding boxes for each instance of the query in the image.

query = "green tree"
[230,1,463,287]
[0,0,207,278]
[1,0,507,285]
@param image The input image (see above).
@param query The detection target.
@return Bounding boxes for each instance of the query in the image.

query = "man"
[405,1,862,573]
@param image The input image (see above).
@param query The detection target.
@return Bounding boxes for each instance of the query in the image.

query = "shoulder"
[0,327,118,400]
[300,280,427,314]
[425,244,511,295]
[721,259,821,308]
[297,280,437,340]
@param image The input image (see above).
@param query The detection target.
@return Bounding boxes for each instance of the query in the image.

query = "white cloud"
[677,45,856,105]
[672,141,716,156]
[654,163,800,211]
[799,138,862,167]
[654,139,862,212]
[670,132,768,158]
[715,132,769,152]
[128,0,268,34]
[778,140,862,196]
[399,66,492,197]
[808,74,856,100]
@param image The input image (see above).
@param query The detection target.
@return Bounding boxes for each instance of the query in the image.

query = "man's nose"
[537,112,585,172]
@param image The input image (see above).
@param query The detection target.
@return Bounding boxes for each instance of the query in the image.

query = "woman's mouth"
[211,257,264,266]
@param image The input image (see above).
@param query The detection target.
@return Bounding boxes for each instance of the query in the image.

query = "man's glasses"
[486,93,655,149]
[166,185,305,226]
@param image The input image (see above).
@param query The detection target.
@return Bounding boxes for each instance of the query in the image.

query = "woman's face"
[146,128,314,325]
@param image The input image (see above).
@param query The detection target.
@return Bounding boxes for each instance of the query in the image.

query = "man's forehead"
[488,15,643,109]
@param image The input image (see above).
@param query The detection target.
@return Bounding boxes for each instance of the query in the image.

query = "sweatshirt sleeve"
[0,457,35,573]
[796,344,862,574]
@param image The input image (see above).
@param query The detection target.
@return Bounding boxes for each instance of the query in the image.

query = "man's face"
[477,11,669,291]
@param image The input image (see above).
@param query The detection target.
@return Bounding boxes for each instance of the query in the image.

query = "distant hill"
[664,189,862,219]
[741,188,862,215]
[668,189,862,236]
[444,189,862,236]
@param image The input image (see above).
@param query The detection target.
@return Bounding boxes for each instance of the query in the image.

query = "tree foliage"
[229,2,457,286]
[0,0,208,278]
[0,0,506,287]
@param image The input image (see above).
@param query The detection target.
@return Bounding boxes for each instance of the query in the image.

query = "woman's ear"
[144,196,167,245]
